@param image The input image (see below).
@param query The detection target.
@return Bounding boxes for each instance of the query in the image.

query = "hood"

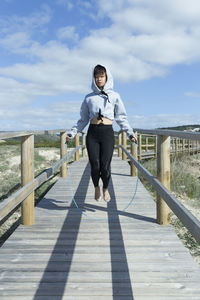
[91,65,114,94]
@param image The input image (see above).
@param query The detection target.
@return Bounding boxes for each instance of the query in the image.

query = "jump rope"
[65,139,139,221]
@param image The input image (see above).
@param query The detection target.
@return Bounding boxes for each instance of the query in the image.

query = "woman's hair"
[93,65,107,77]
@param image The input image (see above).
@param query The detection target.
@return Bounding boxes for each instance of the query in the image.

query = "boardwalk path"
[0,156,200,299]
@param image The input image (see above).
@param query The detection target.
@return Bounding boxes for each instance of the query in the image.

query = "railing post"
[122,131,127,160]
[82,133,87,157]
[155,136,157,159]
[60,132,67,178]
[157,135,171,225]
[21,134,34,225]
[188,139,190,153]
[139,134,142,161]
[182,139,185,153]
[172,138,174,152]
[118,132,122,158]
[175,138,178,156]
[75,133,80,161]
[131,132,138,177]
[146,136,148,152]
[192,140,195,154]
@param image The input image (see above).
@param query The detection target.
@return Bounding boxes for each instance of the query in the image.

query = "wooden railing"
[117,129,200,244]
[1,128,200,244]
[0,130,86,226]
[122,132,200,160]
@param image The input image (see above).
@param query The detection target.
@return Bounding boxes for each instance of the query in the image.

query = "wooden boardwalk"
[0,156,200,299]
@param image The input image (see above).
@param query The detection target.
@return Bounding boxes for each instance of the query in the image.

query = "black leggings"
[86,124,115,189]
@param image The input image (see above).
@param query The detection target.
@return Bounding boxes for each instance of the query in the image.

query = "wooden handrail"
[134,128,200,141]
[0,146,84,225]
[119,145,200,244]
[1,128,199,232]
[0,128,84,226]
[116,128,200,243]
[0,129,70,140]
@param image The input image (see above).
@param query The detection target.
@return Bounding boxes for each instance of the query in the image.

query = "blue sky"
[1,0,200,132]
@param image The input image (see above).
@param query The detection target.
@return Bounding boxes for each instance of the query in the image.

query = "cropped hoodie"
[67,66,134,138]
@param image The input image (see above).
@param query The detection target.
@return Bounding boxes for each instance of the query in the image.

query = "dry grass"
[0,146,60,200]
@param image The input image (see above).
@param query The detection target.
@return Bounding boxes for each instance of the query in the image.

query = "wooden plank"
[0,245,189,254]
[7,231,184,240]
[0,282,200,296]
[1,271,200,283]
[0,252,194,262]
[0,261,198,272]
[0,297,200,300]
[0,296,200,300]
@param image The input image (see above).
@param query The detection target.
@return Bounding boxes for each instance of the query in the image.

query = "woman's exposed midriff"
[90,117,113,125]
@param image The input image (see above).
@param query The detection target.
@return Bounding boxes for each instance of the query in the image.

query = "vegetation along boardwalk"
[0,156,200,299]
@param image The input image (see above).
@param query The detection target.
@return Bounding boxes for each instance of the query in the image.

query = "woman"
[66,65,137,202]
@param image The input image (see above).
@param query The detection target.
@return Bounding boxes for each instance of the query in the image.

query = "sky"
[1,0,200,132]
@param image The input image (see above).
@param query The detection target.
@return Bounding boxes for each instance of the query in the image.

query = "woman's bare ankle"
[102,188,111,202]
[94,186,101,201]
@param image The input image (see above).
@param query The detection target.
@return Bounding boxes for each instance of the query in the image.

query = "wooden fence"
[123,132,200,160]
[0,130,86,227]
[0,128,200,244]
[118,129,200,243]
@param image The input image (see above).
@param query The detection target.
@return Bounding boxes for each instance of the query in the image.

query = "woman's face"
[95,72,107,90]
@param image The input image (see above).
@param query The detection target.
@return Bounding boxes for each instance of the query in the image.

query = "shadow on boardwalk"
[33,163,90,299]
[33,162,154,299]
[108,178,134,299]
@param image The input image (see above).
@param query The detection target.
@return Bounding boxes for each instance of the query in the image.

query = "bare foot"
[95,186,101,201]
[103,188,111,202]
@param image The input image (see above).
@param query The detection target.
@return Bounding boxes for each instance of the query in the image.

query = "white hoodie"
[68,66,134,138]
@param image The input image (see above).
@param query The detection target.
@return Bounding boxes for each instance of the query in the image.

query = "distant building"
[191,128,200,132]
[184,128,200,132]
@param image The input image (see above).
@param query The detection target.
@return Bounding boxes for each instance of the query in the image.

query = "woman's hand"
[129,135,137,144]
[131,136,137,144]
[66,134,72,143]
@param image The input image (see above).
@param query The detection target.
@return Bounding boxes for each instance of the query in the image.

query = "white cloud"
[57,26,79,42]
[1,0,200,93]
[80,1,92,9]
[185,92,200,98]
[95,0,200,66]
[55,0,73,11]
[0,100,82,131]
[55,0,97,19]
[0,32,31,53]
[50,101,82,114]
[0,4,51,35]
[127,113,200,130]
[1,1,200,130]
[2,108,199,131]
[0,77,35,107]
